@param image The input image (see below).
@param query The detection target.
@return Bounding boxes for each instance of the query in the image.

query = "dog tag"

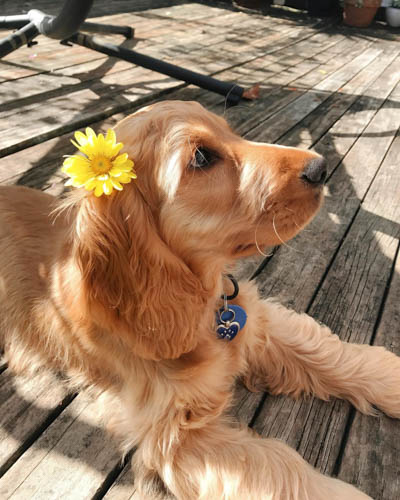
[216,304,247,341]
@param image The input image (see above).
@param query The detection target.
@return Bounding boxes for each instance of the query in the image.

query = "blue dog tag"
[216,304,247,341]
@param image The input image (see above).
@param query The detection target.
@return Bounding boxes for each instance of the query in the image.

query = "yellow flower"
[62,127,136,197]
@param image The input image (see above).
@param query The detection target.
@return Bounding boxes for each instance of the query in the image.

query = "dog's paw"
[369,347,400,419]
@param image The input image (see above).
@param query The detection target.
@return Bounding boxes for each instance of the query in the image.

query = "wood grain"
[336,132,400,500]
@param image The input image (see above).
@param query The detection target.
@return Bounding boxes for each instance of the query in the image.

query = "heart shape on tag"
[216,321,240,341]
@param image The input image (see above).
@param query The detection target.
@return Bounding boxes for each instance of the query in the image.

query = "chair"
[0,0,245,105]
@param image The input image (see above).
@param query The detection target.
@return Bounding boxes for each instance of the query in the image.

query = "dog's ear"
[73,188,209,361]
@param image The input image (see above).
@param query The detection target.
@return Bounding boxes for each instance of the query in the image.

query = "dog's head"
[69,101,325,360]
[114,100,325,262]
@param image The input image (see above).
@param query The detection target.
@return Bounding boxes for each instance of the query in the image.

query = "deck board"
[336,130,400,500]
[0,369,71,478]
[231,69,400,481]
[0,1,399,498]
[0,393,120,500]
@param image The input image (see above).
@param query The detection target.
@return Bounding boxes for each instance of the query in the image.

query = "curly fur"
[1,100,399,499]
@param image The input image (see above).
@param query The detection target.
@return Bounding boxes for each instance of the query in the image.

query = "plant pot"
[343,4,379,27]
[386,7,400,27]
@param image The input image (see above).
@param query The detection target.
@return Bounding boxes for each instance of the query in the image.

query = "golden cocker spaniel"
[1,100,398,499]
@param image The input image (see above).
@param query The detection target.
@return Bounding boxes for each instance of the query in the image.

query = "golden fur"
[0,101,399,499]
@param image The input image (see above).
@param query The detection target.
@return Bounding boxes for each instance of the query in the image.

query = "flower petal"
[96,174,109,181]
[64,127,136,195]
[96,133,106,157]
[110,142,124,157]
[112,153,129,167]
[63,155,91,168]
[84,178,97,191]
[74,130,89,147]
[119,173,135,184]
[110,178,123,191]
[106,129,116,144]
[94,183,104,197]
[103,179,113,195]
[85,127,96,139]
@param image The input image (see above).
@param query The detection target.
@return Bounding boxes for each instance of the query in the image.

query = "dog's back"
[0,186,65,364]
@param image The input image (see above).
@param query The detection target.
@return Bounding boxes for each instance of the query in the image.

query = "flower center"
[92,156,112,174]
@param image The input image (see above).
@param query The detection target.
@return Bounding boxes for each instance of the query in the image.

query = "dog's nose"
[301,157,327,185]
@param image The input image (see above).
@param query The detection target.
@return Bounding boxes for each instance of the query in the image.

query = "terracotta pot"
[343,4,379,27]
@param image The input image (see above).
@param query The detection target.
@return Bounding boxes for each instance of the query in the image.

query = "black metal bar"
[29,0,93,39]
[81,21,134,39]
[0,0,245,103]
[0,21,39,58]
[0,15,30,29]
[69,33,244,105]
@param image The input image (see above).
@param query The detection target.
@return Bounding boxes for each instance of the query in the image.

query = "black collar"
[221,274,239,300]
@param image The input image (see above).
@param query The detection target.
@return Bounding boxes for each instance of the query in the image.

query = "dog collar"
[216,275,247,341]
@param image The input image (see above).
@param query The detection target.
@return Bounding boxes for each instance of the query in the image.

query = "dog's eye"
[190,147,216,169]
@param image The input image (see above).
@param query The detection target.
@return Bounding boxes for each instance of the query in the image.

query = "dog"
[0,100,399,499]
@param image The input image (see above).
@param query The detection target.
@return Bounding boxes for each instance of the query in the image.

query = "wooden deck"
[1,1,400,498]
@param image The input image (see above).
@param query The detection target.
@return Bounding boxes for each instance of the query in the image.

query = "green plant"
[392,0,400,8]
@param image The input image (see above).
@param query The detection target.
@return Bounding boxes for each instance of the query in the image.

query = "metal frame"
[0,0,244,105]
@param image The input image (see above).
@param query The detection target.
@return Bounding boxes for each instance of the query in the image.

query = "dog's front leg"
[239,281,400,417]
[113,353,370,500]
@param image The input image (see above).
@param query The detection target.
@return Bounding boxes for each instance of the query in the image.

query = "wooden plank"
[0,6,221,82]
[0,24,340,183]
[1,392,121,500]
[0,356,7,373]
[336,134,400,500]
[315,54,400,175]
[250,88,400,499]
[0,9,308,96]
[0,26,324,156]
[260,76,400,311]
[1,33,129,75]
[103,462,136,500]
[231,32,350,86]
[0,14,202,106]
[0,66,182,158]
[231,79,400,416]
[0,31,378,286]
[0,59,135,109]
[0,15,335,159]
[281,50,400,149]
[224,40,400,442]
[292,40,366,88]
[0,62,39,82]
[1,0,169,17]
[0,3,308,87]
[247,46,381,144]
[225,48,370,145]
[216,36,372,139]
[223,38,369,132]
[143,2,236,22]
[0,369,70,475]
[0,28,364,203]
